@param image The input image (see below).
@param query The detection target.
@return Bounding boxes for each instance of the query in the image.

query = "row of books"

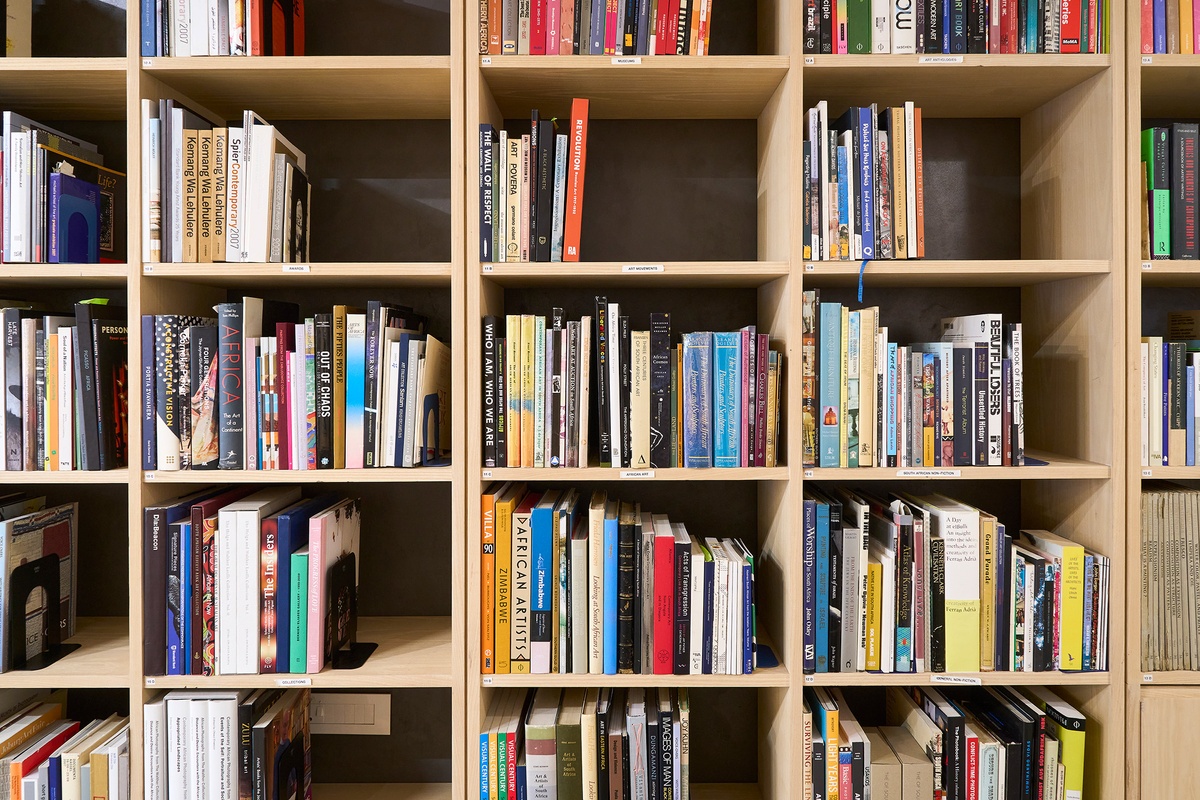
[478,99,590,264]
[1,113,126,264]
[143,487,363,676]
[141,299,450,472]
[0,694,130,800]
[481,484,759,675]
[0,302,128,472]
[482,304,784,469]
[804,489,1110,676]
[478,0,718,55]
[143,689,310,800]
[802,0,1106,53]
[801,296,1027,469]
[805,684,1087,800]
[1141,124,1199,261]
[803,101,926,263]
[479,687,691,800]
[1140,483,1200,672]
[140,0,305,56]
[1139,320,1200,467]
[1141,0,1200,53]
[141,102,310,265]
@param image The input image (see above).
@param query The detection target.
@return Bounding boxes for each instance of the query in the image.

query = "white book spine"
[207,0,220,53]
[817,103,832,261]
[58,328,72,470]
[165,699,190,800]
[904,102,917,258]
[143,703,165,800]
[142,100,154,262]
[401,340,423,468]
[22,773,37,800]
[550,134,568,262]
[689,543,704,674]
[10,132,29,262]
[892,0,916,52]
[244,338,258,470]
[841,526,859,672]
[873,0,892,50]
[244,125,276,263]
[172,0,191,55]
[217,508,237,673]
[189,0,208,54]
[712,549,727,674]
[235,509,258,673]
[496,130,508,262]
[1141,342,1149,466]
[225,127,245,261]
[1011,323,1024,463]
[577,319,591,467]
[607,304,621,467]
[216,0,230,54]
[189,700,207,800]
[382,340,400,467]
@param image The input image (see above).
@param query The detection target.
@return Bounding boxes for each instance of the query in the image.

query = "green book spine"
[1143,127,1172,258]
[848,0,871,52]
[290,549,309,673]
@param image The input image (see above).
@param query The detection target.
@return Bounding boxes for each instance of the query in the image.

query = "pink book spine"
[546,0,559,55]
[754,333,768,467]
[740,327,751,468]
[559,0,575,53]
[306,514,325,672]
[605,0,619,54]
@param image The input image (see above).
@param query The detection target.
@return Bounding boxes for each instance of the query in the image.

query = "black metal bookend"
[324,553,376,670]
[420,393,451,467]
[8,554,79,670]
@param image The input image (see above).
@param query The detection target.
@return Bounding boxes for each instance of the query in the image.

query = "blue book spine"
[856,109,876,260]
[741,556,753,674]
[141,0,157,55]
[532,501,554,672]
[712,331,741,468]
[836,145,849,258]
[480,732,489,800]
[49,757,61,800]
[636,0,652,52]
[1154,0,1167,51]
[1189,365,1196,467]
[142,314,157,471]
[887,343,898,461]
[802,499,817,673]
[942,0,952,51]
[590,0,606,52]
[1164,343,1171,465]
[166,523,183,675]
[815,499,830,672]
[48,173,61,263]
[1082,553,1095,671]
[516,765,527,800]
[702,554,715,674]
[682,332,713,467]
[273,496,329,671]
[603,510,619,674]
[994,523,1008,671]
[819,304,842,467]
[1026,3,1037,53]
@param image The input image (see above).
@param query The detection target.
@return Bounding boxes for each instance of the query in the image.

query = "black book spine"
[479,125,495,263]
[595,298,611,466]
[851,737,865,800]
[953,346,972,465]
[625,0,640,53]
[362,300,383,467]
[819,0,833,51]
[566,322,579,468]
[968,0,986,50]
[573,0,584,53]
[549,326,563,467]
[4,309,22,471]
[646,706,660,800]
[673,536,691,675]
[1173,123,1200,259]
[619,315,632,469]
[144,507,168,675]
[926,0,943,51]
[189,325,219,470]
[528,111,540,257]
[916,0,928,50]
[141,314,156,470]
[827,500,843,672]
[973,342,988,466]
[618,518,636,672]
[675,0,692,53]
[34,328,44,469]
[950,0,967,51]
[596,699,609,799]
[658,700,673,800]
[804,0,820,50]
[1038,561,1055,673]
[93,320,129,470]
[812,736,826,800]
[314,314,334,468]
[482,316,499,467]
[930,536,947,672]
[535,118,554,262]
[632,516,643,673]
[178,326,193,469]
[217,303,244,469]
[495,338,507,468]
[74,306,102,469]
[649,312,671,468]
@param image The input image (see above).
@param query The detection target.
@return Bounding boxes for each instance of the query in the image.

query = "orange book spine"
[489,0,503,52]
[562,98,590,262]
[688,0,702,52]
[481,488,497,674]
[913,106,925,258]
[559,0,575,53]
[248,0,264,54]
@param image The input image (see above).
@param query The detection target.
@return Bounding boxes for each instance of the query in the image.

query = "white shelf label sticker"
[622,264,664,273]
[143,264,154,274]
[1143,468,1153,477]
[145,677,156,686]
[804,56,815,64]
[145,472,155,480]
[482,470,493,479]
[897,469,961,478]
[931,674,982,686]
[919,55,964,63]
[482,264,494,273]
[283,264,310,273]
[805,263,816,272]
[612,56,641,65]
[142,58,153,67]
[1144,673,1154,682]
[803,469,814,478]
[804,674,815,683]
[1143,55,1154,64]
[482,57,492,65]
[277,677,312,687]
[620,469,655,479]
[1143,262,1153,270]
[482,676,494,685]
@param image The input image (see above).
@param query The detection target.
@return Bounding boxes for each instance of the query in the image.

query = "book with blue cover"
[803,497,817,674]
[531,490,562,674]
[712,331,741,468]
[48,172,100,264]
[815,495,830,672]
[603,498,619,674]
[819,303,842,467]
[682,332,712,468]
[269,494,336,672]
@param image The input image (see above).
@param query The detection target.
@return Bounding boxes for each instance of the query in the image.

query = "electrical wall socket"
[308,693,391,736]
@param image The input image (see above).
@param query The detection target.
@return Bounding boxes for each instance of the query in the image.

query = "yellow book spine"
[511,506,533,674]
[1185,0,1195,53]
[891,108,908,260]
[46,332,58,470]
[1058,546,1085,671]
[922,427,934,467]
[495,494,517,674]
[481,491,496,674]
[979,516,996,671]
[520,314,535,467]
[1048,719,1085,800]
[505,315,521,466]
[840,305,849,468]
[825,709,839,800]
[944,595,982,673]
[866,561,882,671]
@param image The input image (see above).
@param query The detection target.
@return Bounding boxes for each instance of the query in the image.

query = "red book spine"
[531,0,547,53]
[260,515,279,672]
[1143,0,1154,51]
[655,0,677,53]
[559,0,575,53]
[998,0,1011,51]
[653,531,674,674]
[838,753,852,800]
[740,327,751,467]
[966,736,979,800]
[605,0,619,53]
[754,333,768,467]
[547,0,560,54]
[563,98,589,262]
[1059,0,1082,51]
[248,0,264,54]
[277,323,294,469]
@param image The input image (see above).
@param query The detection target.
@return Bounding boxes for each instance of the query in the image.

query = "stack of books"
[480,687,692,800]
[805,685,1088,800]
[141,103,310,265]
[479,2,720,55]
[482,302,783,469]
[141,298,450,472]
[1142,2,1200,54]
[1,113,126,264]
[1141,482,1200,671]
[1141,124,1199,261]
[803,489,1110,675]
[803,0,1107,53]
[479,98,589,263]
[481,485,758,676]
[804,101,926,262]
[140,0,304,56]
[143,689,310,800]
[802,296,1025,469]
[1137,311,1200,467]
[0,301,127,472]
[143,489,362,676]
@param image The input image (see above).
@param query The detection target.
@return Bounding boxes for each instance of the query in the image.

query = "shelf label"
[283,264,310,273]
[622,264,664,273]
[1143,468,1153,477]
[482,676,494,686]
[277,677,312,687]
[1143,262,1153,270]
[897,469,961,478]
[481,56,492,65]
[145,677,156,686]
[612,56,641,65]
[142,58,153,67]
[931,674,982,686]
[481,264,494,273]
[620,469,655,479]
[145,472,155,480]
[1143,55,1154,64]
[1144,674,1154,682]
[482,470,493,479]
[804,56,815,64]
[919,55,964,63]
[803,469,814,478]
[143,264,154,274]
[804,674,815,683]
[805,263,815,272]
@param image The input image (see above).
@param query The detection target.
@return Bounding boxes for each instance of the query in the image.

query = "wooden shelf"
[804,451,1108,480]
[482,466,789,482]
[144,467,453,484]
[0,468,130,484]
[0,617,129,687]
[1139,672,1200,685]
[0,58,126,119]
[142,56,452,119]
[0,264,130,286]
[1138,259,1200,285]
[1137,465,1200,479]
[804,259,1110,287]
[481,260,789,287]
[142,261,453,287]
[480,55,788,119]
[803,670,1110,686]
[802,54,1111,117]
[314,785,451,800]
[147,617,453,689]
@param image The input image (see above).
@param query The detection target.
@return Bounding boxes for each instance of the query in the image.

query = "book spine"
[712,331,740,467]
[673,536,691,674]
[142,315,158,470]
[682,332,712,467]
[649,313,671,468]
[819,303,842,467]
[617,519,636,673]
[217,303,244,469]
[156,315,182,471]
[803,500,816,673]
[930,536,946,671]
[563,99,589,261]
[314,315,333,468]
[1060,0,1081,49]
[190,326,218,470]
[480,126,495,262]
[653,532,674,674]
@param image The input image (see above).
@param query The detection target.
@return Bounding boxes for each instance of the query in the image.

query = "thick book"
[1173,122,1199,260]
[479,125,495,262]
[73,303,124,471]
[188,324,219,470]
[535,118,554,262]
[1144,127,1171,259]
[652,515,675,675]
[530,490,562,674]
[681,332,712,467]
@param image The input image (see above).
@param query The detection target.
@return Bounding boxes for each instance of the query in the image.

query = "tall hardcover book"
[563,99,589,262]
[649,313,671,469]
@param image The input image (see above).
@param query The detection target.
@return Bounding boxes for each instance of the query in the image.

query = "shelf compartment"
[481,261,790,287]
[0,617,129,687]
[1141,55,1200,117]
[142,56,452,119]
[0,58,125,119]
[314,785,451,800]
[803,54,1111,117]
[480,56,789,119]
[147,616,453,689]
[804,451,1109,480]
[481,466,789,482]
[0,468,131,484]
[144,467,454,484]
[142,262,453,287]
[803,259,1111,287]
[803,669,1110,686]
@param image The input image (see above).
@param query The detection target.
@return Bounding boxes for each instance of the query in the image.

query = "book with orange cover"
[563,98,589,262]
[914,106,925,258]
